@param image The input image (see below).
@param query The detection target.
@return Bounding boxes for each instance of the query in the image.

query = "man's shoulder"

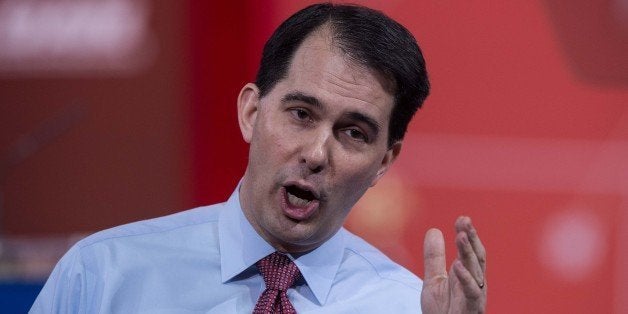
[30,202,229,313]
[339,228,422,291]
[73,202,226,251]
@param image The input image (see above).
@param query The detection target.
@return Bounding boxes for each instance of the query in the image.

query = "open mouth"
[281,184,320,221]
[285,185,317,207]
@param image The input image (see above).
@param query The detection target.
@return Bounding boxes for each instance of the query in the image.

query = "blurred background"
[1,0,627,312]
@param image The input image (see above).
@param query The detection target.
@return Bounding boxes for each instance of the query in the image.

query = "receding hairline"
[286,22,398,97]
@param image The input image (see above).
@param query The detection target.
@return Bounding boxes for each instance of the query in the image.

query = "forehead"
[279,27,395,123]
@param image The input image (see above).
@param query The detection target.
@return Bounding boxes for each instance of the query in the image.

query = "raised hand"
[421,216,487,313]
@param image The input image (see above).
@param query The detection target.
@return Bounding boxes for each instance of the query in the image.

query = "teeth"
[288,192,311,207]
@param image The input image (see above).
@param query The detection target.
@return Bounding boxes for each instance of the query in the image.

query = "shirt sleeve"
[29,246,89,314]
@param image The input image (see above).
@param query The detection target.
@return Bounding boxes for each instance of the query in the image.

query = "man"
[31,3,486,313]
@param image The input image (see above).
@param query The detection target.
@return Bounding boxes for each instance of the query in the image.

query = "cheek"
[338,155,382,184]
[331,162,376,201]
[266,130,291,160]
[328,156,384,207]
[254,118,297,164]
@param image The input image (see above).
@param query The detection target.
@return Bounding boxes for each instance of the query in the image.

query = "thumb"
[423,228,447,280]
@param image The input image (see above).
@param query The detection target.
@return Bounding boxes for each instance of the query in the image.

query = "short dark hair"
[255,3,430,147]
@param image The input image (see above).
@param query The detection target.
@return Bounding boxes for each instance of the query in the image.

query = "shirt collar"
[219,187,275,283]
[218,184,346,306]
[292,227,345,306]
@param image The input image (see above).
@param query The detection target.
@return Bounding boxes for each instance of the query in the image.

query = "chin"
[276,230,321,250]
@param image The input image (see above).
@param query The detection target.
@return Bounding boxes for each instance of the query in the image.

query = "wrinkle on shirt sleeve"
[30,245,91,313]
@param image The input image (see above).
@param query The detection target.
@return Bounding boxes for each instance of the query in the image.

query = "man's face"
[238,27,400,253]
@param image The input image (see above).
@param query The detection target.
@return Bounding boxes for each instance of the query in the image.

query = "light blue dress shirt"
[30,187,422,313]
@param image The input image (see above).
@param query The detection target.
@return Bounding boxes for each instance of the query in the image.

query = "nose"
[300,130,331,174]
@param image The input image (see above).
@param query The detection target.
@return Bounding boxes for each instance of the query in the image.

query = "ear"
[370,141,402,187]
[237,83,260,143]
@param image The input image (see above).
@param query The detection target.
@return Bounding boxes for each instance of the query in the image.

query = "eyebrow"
[281,92,321,108]
[282,91,382,136]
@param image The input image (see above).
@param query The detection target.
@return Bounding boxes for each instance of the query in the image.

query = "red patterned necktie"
[253,252,302,314]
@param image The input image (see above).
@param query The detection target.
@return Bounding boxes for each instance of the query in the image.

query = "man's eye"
[290,108,310,121]
[344,129,368,142]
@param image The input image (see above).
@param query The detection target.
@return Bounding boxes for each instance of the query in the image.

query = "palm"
[421,269,451,314]
[420,217,487,314]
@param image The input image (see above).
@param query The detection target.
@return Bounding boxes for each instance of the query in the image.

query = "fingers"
[456,216,487,273]
[453,260,484,304]
[423,228,447,280]
[455,216,486,287]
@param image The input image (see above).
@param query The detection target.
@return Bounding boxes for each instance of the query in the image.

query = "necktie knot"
[253,252,301,314]
[257,252,301,291]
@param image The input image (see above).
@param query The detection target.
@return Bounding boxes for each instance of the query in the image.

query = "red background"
[1,1,627,312]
